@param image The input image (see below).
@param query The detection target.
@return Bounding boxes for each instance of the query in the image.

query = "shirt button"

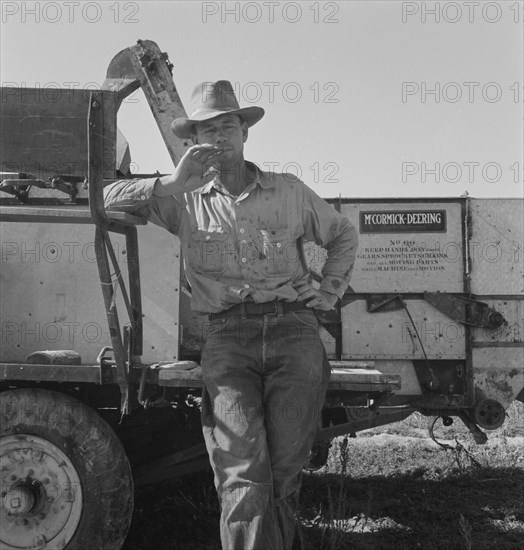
[241,258,247,263]
[205,235,211,240]
[140,195,146,200]
[276,242,282,248]
[241,239,247,244]
[239,228,245,233]
[244,284,250,289]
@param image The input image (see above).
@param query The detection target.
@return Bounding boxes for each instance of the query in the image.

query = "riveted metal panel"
[137,223,181,363]
[469,199,524,296]
[341,299,466,360]
[471,299,524,345]
[0,218,180,365]
[340,201,465,293]
[472,348,524,407]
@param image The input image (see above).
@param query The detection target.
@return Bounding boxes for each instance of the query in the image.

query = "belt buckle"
[267,301,281,316]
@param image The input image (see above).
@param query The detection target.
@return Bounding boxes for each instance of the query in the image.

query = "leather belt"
[209,301,311,320]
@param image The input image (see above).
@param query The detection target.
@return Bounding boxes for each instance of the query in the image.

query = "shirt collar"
[196,161,276,195]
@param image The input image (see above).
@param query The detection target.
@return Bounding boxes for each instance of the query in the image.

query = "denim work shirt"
[104,161,358,314]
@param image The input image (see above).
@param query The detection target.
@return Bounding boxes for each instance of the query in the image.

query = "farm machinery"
[0,40,522,549]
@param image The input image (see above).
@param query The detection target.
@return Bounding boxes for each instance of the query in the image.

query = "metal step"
[157,361,401,393]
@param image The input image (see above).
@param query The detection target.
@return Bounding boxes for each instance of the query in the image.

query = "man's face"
[193,114,248,165]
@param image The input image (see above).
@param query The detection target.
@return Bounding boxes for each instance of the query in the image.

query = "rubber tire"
[0,388,133,550]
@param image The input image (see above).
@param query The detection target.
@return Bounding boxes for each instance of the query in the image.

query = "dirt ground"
[122,403,524,550]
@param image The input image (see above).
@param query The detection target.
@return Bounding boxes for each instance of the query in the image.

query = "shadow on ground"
[122,464,524,550]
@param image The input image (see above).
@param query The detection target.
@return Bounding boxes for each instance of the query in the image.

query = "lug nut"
[10,497,21,508]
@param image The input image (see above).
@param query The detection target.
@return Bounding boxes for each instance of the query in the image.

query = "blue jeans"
[201,308,331,550]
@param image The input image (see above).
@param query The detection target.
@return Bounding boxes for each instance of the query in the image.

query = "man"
[104,80,358,549]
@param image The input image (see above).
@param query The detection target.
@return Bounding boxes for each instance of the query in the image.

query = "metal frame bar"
[102,39,189,166]
[462,197,475,407]
[314,407,415,443]
[93,227,129,411]
[87,91,143,413]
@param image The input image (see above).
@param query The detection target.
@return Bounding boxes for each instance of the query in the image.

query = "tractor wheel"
[0,388,133,550]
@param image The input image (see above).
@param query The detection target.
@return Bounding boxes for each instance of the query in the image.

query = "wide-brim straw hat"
[171,80,265,139]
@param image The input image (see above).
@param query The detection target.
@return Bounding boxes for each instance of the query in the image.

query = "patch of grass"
[123,402,524,549]
[123,471,221,550]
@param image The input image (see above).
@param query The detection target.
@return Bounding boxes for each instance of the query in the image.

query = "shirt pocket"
[188,227,232,275]
[259,227,299,277]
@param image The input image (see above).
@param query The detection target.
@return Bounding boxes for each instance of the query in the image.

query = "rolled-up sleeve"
[301,185,358,298]
[104,178,182,235]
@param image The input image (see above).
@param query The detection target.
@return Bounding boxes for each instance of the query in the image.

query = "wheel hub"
[0,434,83,549]
[3,483,36,515]
[474,399,505,430]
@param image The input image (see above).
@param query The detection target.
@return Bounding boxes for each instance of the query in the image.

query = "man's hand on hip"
[293,282,338,311]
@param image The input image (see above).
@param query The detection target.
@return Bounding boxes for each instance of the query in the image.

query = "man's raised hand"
[154,144,224,197]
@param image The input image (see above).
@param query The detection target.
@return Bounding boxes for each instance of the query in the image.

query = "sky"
[1,0,523,198]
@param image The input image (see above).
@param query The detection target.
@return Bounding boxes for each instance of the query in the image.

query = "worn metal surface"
[0,206,145,225]
[102,39,191,167]
[471,299,524,345]
[331,198,523,411]
[341,299,466,360]
[468,199,524,296]
[368,360,423,396]
[467,199,524,407]
[423,293,506,328]
[472,347,524,407]
[0,220,181,365]
[0,87,117,186]
[87,93,131,411]
[341,200,465,294]
[340,200,466,361]
[157,363,400,392]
